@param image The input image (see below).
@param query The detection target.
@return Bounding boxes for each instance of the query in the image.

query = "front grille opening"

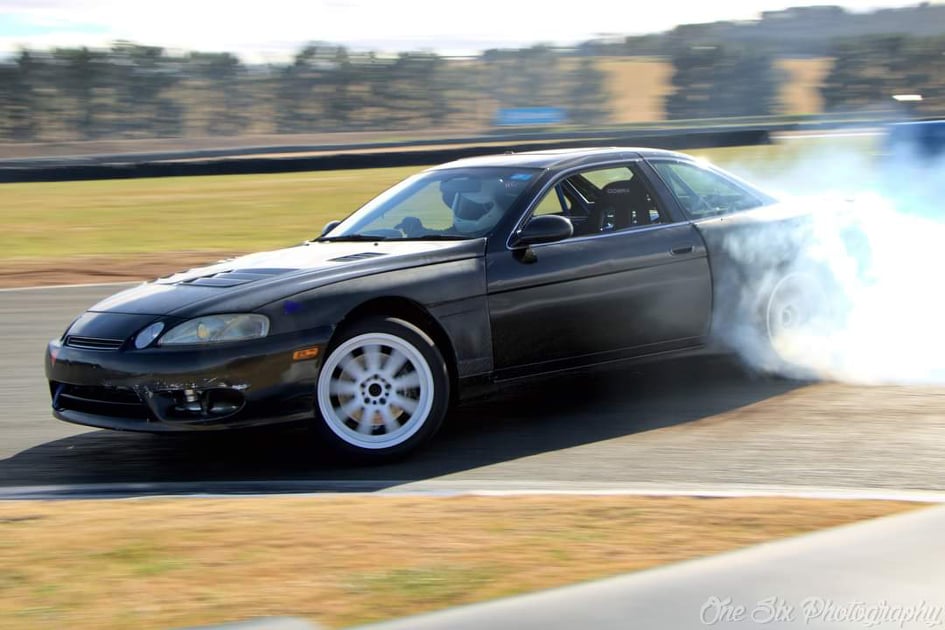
[64,336,124,351]
[51,382,150,420]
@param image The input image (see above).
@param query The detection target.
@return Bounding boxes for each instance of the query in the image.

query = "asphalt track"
[4,283,945,497]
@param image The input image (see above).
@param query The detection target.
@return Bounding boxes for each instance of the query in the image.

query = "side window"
[651,161,764,217]
[582,167,635,189]
[527,164,666,239]
[583,165,665,233]
[532,184,570,217]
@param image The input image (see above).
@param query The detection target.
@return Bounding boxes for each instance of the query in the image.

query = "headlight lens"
[157,314,270,346]
[134,321,165,349]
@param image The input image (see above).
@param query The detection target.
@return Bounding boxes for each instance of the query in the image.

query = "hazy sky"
[0,0,939,61]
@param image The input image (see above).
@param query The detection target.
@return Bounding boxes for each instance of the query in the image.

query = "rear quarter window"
[651,160,768,218]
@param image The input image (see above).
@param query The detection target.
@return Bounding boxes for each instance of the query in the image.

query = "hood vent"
[181,268,294,288]
[329,252,387,262]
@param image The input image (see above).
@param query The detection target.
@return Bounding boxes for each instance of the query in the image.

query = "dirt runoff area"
[0,252,237,288]
[0,495,922,629]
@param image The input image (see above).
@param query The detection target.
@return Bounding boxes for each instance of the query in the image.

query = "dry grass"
[597,56,832,123]
[777,58,833,116]
[597,57,673,123]
[0,495,920,629]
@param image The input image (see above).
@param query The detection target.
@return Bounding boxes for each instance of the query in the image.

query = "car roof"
[428,147,692,172]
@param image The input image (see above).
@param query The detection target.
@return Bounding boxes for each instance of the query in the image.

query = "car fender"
[256,256,493,379]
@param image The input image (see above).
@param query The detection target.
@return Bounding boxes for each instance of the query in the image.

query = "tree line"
[0,42,609,142]
[2,33,945,142]
[663,34,945,120]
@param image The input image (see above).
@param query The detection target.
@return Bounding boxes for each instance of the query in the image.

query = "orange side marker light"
[293,347,320,361]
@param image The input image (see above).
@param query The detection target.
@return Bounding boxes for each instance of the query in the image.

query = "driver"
[448,187,505,235]
[396,178,508,237]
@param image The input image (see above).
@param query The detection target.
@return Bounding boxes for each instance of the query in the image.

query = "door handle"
[670,244,694,256]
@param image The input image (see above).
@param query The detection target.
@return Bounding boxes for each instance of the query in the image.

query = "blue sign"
[886,120,945,158]
[494,107,567,126]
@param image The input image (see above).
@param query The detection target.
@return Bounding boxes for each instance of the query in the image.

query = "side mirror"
[510,215,573,249]
[320,220,341,237]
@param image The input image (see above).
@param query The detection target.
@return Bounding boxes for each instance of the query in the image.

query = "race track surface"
[3,284,945,495]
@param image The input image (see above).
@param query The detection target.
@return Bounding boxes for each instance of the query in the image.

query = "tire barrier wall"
[0,128,771,183]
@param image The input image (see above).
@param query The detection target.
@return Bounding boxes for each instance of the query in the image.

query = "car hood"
[88,239,486,317]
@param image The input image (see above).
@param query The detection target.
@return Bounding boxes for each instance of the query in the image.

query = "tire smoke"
[710,139,945,384]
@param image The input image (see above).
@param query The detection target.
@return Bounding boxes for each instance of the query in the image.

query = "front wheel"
[313,317,449,462]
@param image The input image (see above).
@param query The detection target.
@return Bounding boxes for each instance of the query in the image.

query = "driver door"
[486,163,712,379]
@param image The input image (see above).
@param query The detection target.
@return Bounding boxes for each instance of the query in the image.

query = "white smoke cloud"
[708,136,945,385]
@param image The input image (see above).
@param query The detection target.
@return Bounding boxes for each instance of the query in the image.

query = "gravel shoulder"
[0,253,233,288]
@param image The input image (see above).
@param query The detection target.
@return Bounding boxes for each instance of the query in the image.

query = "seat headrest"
[601,179,651,227]
[602,179,647,202]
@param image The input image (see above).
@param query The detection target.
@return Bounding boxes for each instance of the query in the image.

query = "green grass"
[0,167,421,260]
[0,135,877,262]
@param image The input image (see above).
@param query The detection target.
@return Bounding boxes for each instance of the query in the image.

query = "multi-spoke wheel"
[314,317,449,461]
[761,270,831,373]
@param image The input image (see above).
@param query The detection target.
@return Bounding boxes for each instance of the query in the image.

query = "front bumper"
[45,327,332,432]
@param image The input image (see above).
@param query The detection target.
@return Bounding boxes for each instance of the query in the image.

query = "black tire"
[312,316,450,463]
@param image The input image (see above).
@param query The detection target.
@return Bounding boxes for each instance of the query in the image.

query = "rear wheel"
[313,317,449,462]
[760,270,831,375]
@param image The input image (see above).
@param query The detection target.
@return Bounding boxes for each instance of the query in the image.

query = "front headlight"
[134,321,165,349]
[157,314,270,346]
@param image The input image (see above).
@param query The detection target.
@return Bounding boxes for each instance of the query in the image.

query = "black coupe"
[45,147,823,461]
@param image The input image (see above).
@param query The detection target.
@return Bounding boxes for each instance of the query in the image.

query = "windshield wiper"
[398,234,469,241]
[317,234,390,242]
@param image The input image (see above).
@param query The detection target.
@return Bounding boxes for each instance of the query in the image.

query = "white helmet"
[450,180,507,235]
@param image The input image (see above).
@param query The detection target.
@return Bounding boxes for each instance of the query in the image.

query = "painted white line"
[383,481,945,503]
[3,480,944,502]
[0,281,138,293]
[457,488,945,502]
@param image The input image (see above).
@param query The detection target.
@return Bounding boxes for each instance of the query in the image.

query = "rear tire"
[758,269,832,376]
[312,316,449,463]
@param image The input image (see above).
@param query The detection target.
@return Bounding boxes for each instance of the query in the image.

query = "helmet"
[446,178,509,235]
[451,192,503,234]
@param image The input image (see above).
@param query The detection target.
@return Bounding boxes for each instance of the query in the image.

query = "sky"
[0,0,940,62]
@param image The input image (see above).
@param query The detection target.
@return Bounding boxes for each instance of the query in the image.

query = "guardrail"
[0,127,775,183]
[0,116,826,168]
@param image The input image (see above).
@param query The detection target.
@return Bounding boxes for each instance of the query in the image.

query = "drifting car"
[45,147,824,461]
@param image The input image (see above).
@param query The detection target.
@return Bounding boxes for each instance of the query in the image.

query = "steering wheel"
[395,216,427,237]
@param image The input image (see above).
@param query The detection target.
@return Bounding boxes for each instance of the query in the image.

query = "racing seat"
[597,179,655,231]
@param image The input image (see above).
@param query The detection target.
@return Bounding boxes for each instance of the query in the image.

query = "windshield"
[321,167,541,241]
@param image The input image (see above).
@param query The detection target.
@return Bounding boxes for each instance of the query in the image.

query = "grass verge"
[0,136,879,287]
[0,167,420,260]
[0,495,921,629]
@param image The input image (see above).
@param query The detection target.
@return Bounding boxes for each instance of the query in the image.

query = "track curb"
[2,480,944,501]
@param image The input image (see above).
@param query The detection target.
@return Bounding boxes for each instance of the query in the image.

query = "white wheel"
[313,317,449,460]
[762,270,830,372]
